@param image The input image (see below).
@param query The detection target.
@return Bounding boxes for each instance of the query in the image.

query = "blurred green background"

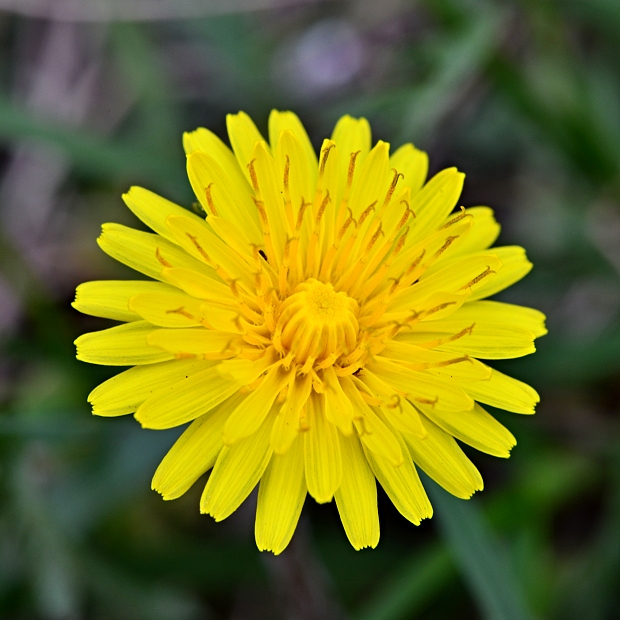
[0,0,619,618]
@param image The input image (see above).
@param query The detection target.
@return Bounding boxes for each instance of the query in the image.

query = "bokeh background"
[1,0,619,618]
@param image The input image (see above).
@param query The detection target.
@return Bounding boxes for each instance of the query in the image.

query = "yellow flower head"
[74,111,546,554]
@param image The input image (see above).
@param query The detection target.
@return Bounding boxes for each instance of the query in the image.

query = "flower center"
[273,279,359,367]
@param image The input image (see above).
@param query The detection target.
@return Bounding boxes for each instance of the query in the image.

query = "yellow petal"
[439,326,536,359]
[331,115,371,195]
[256,433,306,555]
[98,223,217,282]
[151,393,244,499]
[379,342,492,381]
[451,300,547,337]
[248,140,287,266]
[391,253,503,312]
[381,292,470,327]
[273,129,313,235]
[468,246,532,301]
[73,280,176,322]
[399,326,536,360]
[367,357,474,413]
[131,291,241,335]
[335,432,379,550]
[128,291,205,327]
[216,349,277,384]
[403,417,483,499]
[201,412,273,521]
[340,377,403,465]
[75,321,172,366]
[377,183,412,247]
[331,115,371,155]
[226,111,266,185]
[206,216,258,261]
[465,367,539,414]
[322,367,355,435]
[388,215,474,286]
[389,143,429,196]
[407,168,465,244]
[401,299,547,349]
[447,206,500,256]
[122,186,204,242]
[269,109,318,183]
[304,393,343,503]
[271,373,313,454]
[223,365,291,445]
[186,150,262,244]
[417,402,516,458]
[359,370,426,438]
[310,139,340,268]
[390,254,502,311]
[397,300,545,359]
[362,416,432,524]
[348,140,390,219]
[165,215,254,287]
[88,358,216,416]
[183,126,251,196]
[159,267,235,303]
[135,364,241,429]
[147,329,246,359]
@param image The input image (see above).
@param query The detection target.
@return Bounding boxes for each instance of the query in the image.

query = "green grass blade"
[0,97,181,188]
[355,545,454,620]
[424,475,536,620]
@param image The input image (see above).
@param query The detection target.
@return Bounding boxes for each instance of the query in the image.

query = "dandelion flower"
[74,111,546,554]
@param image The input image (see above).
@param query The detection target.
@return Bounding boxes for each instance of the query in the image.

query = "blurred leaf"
[557,0,620,40]
[554,455,620,620]
[424,475,536,620]
[355,545,454,620]
[9,446,202,620]
[110,23,182,153]
[505,329,620,386]
[488,53,620,185]
[50,422,182,533]
[0,415,97,440]
[186,14,275,113]
[102,533,266,591]
[0,97,183,189]
[489,449,598,527]
[0,0,297,22]
[332,3,506,145]
[397,4,506,144]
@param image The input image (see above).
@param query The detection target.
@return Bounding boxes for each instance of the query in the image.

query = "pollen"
[273,279,358,365]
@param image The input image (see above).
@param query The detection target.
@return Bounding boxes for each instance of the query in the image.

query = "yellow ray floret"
[74,109,546,554]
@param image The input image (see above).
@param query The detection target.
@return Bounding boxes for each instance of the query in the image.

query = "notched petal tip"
[256,541,288,556]
[133,411,149,428]
[134,405,166,430]
[497,442,517,460]
[352,538,380,551]
[150,476,170,498]
[151,485,177,502]
[122,185,141,198]
[201,507,226,523]
[97,222,118,243]
[182,129,201,154]
[310,492,335,505]
[459,479,485,500]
